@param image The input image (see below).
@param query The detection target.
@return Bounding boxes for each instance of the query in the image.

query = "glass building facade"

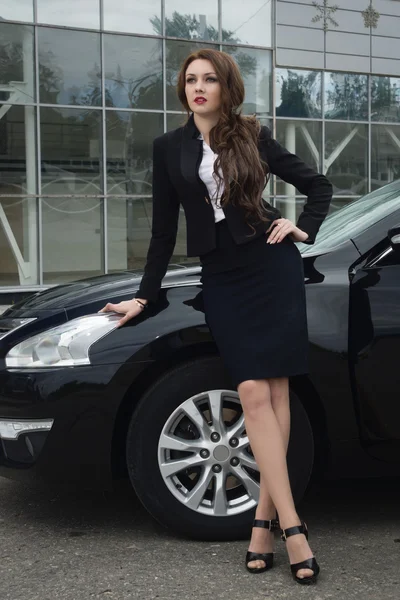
[0,0,399,291]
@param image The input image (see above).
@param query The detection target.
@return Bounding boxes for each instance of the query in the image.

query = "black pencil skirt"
[200,219,309,388]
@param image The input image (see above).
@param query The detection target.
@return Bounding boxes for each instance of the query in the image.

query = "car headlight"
[5,313,120,368]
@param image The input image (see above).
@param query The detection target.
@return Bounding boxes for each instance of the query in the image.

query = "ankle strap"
[281,521,308,541]
[253,519,280,531]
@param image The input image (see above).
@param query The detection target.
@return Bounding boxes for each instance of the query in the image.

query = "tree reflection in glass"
[275,69,322,119]
[104,35,163,110]
[371,76,400,123]
[324,72,368,121]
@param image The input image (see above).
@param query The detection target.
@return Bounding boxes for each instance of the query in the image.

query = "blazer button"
[204,196,210,204]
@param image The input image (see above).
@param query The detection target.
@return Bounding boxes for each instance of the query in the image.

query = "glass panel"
[40,107,103,196]
[371,76,400,123]
[0,104,37,195]
[165,40,219,111]
[0,100,38,285]
[325,122,368,196]
[103,0,161,36]
[324,72,368,121]
[276,68,322,119]
[107,197,189,273]
[38,27,101,106]
[273,196,310,224]
[167,113,187,131]
[0,198,39,285]
[275,120,322,195]
[274,121,322,219]
[37,0,100,29]
[106,111,163,196]
[259,118,273,199]
[0,1,34,22]
[371,124,400,190]
[42,197,103,284]
[222,0,272,47]
[104,35,162,110]
[0,23,35,103]
[165,0,219,41]
[223,47,272,115]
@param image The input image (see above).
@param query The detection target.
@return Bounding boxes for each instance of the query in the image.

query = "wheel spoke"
[238,451,258,471]
[236,435,250,450]
[213,470,227,515]
[181,398,212,439]
[227,412,246,439]
[159,432,203,453]
[207,390,226,435]
[160,453,203,479]
[184,465,213,511]
[231,464,260,501]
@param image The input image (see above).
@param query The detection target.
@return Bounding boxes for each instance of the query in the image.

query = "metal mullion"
[321,65,325,175]
[272,14,277,204]
[272,0,277,51]
[0,101,37,107]
[218,0,222,46]
[105,107,164,113]
[368,73,372,193]
[0,194,106,198]
[162,0,166,131]
[33,22,101,34]
[322,118,370,125]
[100,0,108,275]
[275,116,323,123]
[37,102,103,110]
[99,0,104,30]
[33,16,44,287]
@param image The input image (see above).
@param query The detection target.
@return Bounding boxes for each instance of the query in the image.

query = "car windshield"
[298,179,400,255]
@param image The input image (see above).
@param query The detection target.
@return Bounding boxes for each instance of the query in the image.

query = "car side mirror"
[388,226,400,254]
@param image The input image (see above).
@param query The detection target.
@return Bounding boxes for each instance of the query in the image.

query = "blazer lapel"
[180,113,203,187]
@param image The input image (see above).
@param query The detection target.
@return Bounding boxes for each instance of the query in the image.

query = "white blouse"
[198,134,226,223]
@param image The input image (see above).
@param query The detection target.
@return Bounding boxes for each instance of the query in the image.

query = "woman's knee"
[238,379,271,415]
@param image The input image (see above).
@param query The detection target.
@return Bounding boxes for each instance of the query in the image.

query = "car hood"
[3,266,202,316]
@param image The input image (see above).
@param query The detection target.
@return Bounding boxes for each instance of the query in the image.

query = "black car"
[1,182,400,540]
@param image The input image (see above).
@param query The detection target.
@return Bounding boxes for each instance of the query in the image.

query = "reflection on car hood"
[4,267,202,314]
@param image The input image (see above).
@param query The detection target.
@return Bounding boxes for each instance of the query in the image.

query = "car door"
[349,229,400,462]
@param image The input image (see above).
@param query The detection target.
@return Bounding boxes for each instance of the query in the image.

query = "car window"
[297,180,400,256]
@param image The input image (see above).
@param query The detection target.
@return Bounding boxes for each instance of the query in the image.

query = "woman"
[100,49,332,585]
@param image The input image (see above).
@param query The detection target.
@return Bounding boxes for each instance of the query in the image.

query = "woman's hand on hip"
[266,218,309,244]
[98,298,146,327]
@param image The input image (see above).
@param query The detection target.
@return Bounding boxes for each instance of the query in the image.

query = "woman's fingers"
[99,300,143,326]
[98,303,113,313]
[117,311,135,327]
[267,219,294,243]
[269,224,293,243]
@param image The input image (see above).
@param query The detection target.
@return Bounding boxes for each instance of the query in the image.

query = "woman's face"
[185,59,222,117]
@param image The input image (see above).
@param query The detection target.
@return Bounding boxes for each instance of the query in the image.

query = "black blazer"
[136,114,333,303]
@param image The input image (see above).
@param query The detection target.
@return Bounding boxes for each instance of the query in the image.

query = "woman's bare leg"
[239,378,314,579]
[247,378,291,568]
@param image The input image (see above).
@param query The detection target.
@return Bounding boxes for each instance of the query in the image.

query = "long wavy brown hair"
[177,48,272,227]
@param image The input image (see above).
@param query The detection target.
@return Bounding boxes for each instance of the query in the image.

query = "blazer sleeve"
[135,136,180,303]
[260,126,333,244]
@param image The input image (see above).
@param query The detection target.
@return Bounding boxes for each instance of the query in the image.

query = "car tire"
[126,356,314,541]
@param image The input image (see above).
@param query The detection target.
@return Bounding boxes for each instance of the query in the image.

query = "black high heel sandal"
[245,518,280,574]
[280,520,320,584]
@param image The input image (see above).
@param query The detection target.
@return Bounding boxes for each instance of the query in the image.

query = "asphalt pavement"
[1,476,399,600]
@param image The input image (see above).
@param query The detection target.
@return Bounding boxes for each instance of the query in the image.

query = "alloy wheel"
[158,389,260,516]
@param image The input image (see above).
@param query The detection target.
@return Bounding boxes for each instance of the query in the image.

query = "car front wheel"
[126,356,314,540]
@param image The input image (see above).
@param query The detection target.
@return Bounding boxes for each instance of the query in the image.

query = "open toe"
[245,518,279,574]
[280,521,320,584]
